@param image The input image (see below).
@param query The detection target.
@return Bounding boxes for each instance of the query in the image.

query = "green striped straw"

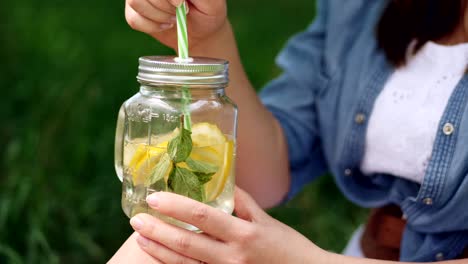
[176,2,189,60]
[176,2,192,131]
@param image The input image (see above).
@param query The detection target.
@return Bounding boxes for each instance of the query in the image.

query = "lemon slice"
[203,140,234,202]
[128,123,234,201]
[128,142,167,185]
[191,123,227,147]
[128,130,179,185]
[190,123,234,202]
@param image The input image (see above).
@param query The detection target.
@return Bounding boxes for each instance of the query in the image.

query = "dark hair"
[377,0,467,67]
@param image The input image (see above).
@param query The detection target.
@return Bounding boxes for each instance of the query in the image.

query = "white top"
[360,41,468,184]
[346,42,468,258]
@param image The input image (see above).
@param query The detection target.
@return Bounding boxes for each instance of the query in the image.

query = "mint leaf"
[167,163,176,191]
[145,153,171,187]
[186,157,219,174]
[168,128,192,163]
[168,166,204,202]
[186,157,218,184]
[150,178,167,191]
[194,172,214,184]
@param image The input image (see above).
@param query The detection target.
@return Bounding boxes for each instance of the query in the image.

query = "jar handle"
[114,104,127,182]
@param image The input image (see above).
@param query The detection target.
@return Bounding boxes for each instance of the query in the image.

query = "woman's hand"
[129,187,324,264]
[125,0,291,209]
[118,188,468,264]
[125,0,228,51]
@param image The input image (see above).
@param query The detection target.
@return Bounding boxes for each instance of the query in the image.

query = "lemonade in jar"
[114,56,237,230]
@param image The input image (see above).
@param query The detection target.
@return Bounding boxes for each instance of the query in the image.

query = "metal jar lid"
[137,56,229,86]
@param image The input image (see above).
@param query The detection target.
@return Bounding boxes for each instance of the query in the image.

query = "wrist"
[189,21,238,60]
[312,247,339,264]
[315,250,368,264]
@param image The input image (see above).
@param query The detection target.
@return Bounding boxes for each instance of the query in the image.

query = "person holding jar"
[110,0,468,263]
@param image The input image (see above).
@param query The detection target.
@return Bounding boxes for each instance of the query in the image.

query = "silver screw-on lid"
[137,56,229,86]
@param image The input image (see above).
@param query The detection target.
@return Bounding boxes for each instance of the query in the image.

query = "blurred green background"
[0,0,367,263]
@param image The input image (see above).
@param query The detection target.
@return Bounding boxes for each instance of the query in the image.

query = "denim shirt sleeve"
[259,0,329,200]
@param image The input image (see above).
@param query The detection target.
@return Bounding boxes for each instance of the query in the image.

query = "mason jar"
[114,56,237,230]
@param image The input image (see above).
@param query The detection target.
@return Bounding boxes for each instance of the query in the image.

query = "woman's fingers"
[233,187,266,222]
[136,234,201,264]
[125,4,174,35]
[148,0,177,15]
[131,214,226,263]
[127,0,175,24]
[146,192,248,240]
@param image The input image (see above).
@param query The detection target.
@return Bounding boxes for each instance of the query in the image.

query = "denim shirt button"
[354,113,366,124]
[435,252,444,261]
[344,169,353,176]
[442,123,455,135]
[423,197,433,205]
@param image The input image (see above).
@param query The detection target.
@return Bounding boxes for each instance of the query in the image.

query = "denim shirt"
[260,0,468,262]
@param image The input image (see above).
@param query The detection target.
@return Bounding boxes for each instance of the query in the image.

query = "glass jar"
[115,56,237,230]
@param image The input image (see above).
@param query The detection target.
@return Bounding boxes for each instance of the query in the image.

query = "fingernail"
[186,4,190,14]
[130,216,144,231]
[170,16,177,23]
[147,194,159,208]
[137,235,150,247]
[159,23,174,30]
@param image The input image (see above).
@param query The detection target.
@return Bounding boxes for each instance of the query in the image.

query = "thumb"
[234,187,266,222]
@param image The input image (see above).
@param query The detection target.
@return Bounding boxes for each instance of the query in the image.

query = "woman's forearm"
[320,251,466,264]
[108,233,159,264]
[190,22,290,208]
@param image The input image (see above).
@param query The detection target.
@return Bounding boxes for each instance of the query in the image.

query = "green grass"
[0,0,367,263]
